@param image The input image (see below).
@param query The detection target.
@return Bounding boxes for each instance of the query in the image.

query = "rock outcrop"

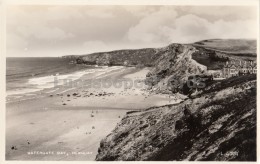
[79,48,158,66]
[96,75,256,161]
[145,44,208,94]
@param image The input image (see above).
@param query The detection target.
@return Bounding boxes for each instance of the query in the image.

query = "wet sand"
[6,67,182,161]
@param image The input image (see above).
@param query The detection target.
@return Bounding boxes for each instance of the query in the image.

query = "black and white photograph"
[1,0,259,162]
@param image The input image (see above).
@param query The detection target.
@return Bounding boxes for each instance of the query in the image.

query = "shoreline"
[6,66,124,103]
[6,66,183,161]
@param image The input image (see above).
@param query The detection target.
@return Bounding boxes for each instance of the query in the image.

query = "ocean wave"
[7,66,124,97]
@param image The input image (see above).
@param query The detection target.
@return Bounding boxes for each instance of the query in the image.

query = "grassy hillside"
[96,75,256,161]
[193,39,256,54]
[78,48,158,66]
[191,39,256,70]
[191,47,227,70]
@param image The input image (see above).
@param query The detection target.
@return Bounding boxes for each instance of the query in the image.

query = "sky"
[6,5,257,57]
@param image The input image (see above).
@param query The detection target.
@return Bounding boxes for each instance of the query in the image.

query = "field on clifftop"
[193,39,256,55]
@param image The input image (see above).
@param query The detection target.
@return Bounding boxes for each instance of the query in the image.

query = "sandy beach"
[6,66,182,161]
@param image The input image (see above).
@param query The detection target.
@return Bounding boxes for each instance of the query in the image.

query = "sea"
[6,57,95,99]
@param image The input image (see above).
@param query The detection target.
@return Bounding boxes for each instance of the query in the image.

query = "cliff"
[73,39,257,161]
[144,44,208,94]
[96,74,256,161]
[78,48,158,66]
[77,43,211,94]
[73,39,256,95]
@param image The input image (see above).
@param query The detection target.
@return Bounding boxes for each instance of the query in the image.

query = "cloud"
[126,10,257,45]
[82,40,109,53]
[7,33,28,49]
[17,24,74,40]
[84,7,115,18]
[6,5,257,57]
[46,6,84,20]
[7,6,75,41]
[181,6,257,21]
[126,7,178,43]
[165,14,257,43]
[123,6,158,17]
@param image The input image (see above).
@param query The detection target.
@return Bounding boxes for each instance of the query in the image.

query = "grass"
[195,74,256,97]
[192,52,225,70]
[193,39,256,54]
